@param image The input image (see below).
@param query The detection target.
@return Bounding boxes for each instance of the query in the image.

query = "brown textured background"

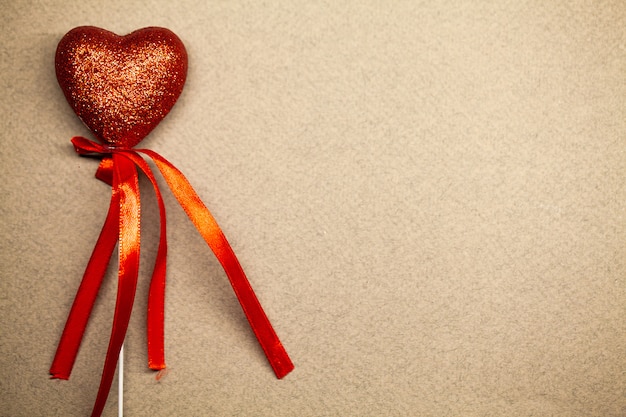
[1,1,625,416]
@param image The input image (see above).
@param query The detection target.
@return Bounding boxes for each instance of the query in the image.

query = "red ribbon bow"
[50,136,293,417]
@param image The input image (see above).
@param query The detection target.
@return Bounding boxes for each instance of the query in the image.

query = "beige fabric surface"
[1,1,625,416]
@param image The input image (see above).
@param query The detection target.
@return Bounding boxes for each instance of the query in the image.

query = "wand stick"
[118,343,124,417]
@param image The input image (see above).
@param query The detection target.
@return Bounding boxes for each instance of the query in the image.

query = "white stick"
[118,343,124,417]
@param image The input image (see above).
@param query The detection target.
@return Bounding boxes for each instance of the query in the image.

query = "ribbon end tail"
[270,351,294,379]
[148,360,166,371]
[49,370,70,380]
[274,362,294,380]
[49,359,72,380]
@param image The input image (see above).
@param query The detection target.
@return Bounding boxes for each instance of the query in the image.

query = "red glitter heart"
[56,26,188,148]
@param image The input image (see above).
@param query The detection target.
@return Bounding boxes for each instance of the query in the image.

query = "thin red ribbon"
[50,137,294,417]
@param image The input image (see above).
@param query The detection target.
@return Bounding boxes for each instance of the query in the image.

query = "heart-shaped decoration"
[56,26,188,148]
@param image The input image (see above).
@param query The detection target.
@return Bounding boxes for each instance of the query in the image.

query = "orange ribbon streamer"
[50,137,293,417]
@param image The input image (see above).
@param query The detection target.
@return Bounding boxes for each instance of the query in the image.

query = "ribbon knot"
[51,136,293,417]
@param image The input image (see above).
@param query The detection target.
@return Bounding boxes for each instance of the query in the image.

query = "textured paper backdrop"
[1,1,625,416]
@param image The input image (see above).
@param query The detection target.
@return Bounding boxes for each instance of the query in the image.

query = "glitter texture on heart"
[55,26,188,148]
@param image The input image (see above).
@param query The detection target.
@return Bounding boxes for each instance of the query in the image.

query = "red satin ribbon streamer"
[50,137,293,417]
